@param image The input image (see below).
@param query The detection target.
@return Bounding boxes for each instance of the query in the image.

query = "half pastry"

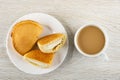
[24,49,54,68]
[37,33,66,53]
[11,20,43,55]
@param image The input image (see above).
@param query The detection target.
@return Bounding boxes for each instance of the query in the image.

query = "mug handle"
[103,53,109,61]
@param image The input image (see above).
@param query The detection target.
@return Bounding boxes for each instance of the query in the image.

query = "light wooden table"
[1,0,120,80]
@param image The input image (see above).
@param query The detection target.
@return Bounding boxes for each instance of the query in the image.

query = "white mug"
[74,24,109,60]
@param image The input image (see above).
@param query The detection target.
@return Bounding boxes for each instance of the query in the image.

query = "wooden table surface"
[1,0,120,80]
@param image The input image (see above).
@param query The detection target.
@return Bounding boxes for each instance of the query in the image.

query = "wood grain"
[1,0,120,80]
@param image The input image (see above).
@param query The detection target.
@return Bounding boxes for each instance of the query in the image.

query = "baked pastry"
[24,49,54,68]
[11,20,43,55]
[37,33,66,53]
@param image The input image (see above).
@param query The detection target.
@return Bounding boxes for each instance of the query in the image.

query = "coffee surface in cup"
[78,26,105,55]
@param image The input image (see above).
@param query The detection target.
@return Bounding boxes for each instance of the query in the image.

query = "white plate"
[6,13,69,74]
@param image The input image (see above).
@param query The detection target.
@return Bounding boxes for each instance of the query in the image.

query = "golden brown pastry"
[24,49,54,68]
[37,33,66,53]
[11,20,43,55]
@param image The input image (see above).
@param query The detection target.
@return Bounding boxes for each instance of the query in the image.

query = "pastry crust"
[24,49,54,68]
[37,33,66,53]
[11,20,43,55]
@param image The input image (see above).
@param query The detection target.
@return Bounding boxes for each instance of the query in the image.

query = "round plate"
[6,13,69,74]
